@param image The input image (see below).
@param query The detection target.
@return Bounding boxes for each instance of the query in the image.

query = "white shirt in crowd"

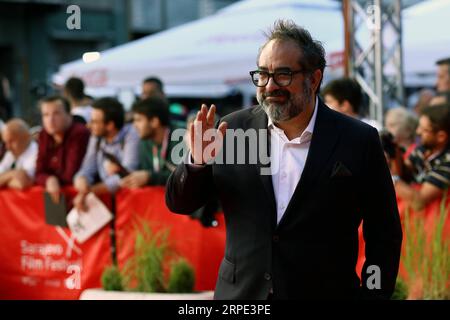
[361,117,382,132]
[71,105,93,123]
[0,140,38,178]
[269,98,318,224]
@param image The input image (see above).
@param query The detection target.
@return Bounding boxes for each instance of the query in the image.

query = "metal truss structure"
[343,0,405,122]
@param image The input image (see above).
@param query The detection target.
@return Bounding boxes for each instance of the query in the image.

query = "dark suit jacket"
[166,99,402,300]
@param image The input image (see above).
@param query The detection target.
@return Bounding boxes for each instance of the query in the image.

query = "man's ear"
[311,69,322,94]
[106,121,115,132]
[436,130,448,145]
[341,100,354,114]
[150,117,161,128]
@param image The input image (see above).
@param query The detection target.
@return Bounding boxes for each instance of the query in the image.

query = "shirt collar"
[105,124,130,145]
[267,96,318,143]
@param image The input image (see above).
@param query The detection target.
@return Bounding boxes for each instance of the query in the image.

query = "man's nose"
[265,75,281,92]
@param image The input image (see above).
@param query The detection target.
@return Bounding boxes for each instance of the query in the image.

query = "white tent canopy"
[402,0,450,87]
[53,0,450,100]
[53,0,344,99]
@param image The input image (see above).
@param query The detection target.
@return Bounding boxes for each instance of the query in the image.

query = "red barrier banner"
[0,187,112,299]
[356,189,450,281]
[1,185,444,299]
[115,187,226,292]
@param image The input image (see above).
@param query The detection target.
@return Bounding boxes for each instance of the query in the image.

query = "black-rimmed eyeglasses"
[249,70,305,87]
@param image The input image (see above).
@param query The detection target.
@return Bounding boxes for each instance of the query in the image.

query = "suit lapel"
[276,99,341,229]
[246,107,278,229]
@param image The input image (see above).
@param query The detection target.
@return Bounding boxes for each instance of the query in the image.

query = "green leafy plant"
[167,258,195,293]
[101,221,195,294]
[101,265,124,291]
[391,278,408,300]
[401,190,450,299]
[128,223,169,293]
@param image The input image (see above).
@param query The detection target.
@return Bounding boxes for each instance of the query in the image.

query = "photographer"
[385,104,450,211]
[384,107,418,159]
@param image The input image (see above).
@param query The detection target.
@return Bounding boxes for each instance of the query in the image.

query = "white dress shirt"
[186,98,319,225]
[0,140,38,178]
[269,98,318,224]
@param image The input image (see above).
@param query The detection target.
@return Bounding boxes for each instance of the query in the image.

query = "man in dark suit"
[165,20,402,300]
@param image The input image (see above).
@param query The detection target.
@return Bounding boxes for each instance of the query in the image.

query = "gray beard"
[257,80,313,123]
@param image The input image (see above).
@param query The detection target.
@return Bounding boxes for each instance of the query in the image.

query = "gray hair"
[3,118,30,134]
[257,19,327,93]
[384,107,418,145]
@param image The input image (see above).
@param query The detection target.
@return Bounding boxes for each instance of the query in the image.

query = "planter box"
[80,289,214,300]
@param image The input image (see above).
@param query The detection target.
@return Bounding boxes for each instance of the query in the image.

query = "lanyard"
[152,128,170,173]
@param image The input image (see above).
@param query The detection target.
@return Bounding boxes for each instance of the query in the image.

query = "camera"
[379,130,398,158]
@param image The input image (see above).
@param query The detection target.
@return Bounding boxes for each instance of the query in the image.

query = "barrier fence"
[0,187,225,299]
[0,186,447,299]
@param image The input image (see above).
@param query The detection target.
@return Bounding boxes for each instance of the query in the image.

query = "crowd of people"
[0,57,449,223]
[322,61,450,210]
[0,75,220,226]
[0,18,448,299]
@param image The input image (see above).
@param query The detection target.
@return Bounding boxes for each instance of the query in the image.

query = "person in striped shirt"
[391,103,450,210]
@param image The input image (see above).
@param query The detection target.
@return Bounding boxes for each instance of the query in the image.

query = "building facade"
[0,0,237,123]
